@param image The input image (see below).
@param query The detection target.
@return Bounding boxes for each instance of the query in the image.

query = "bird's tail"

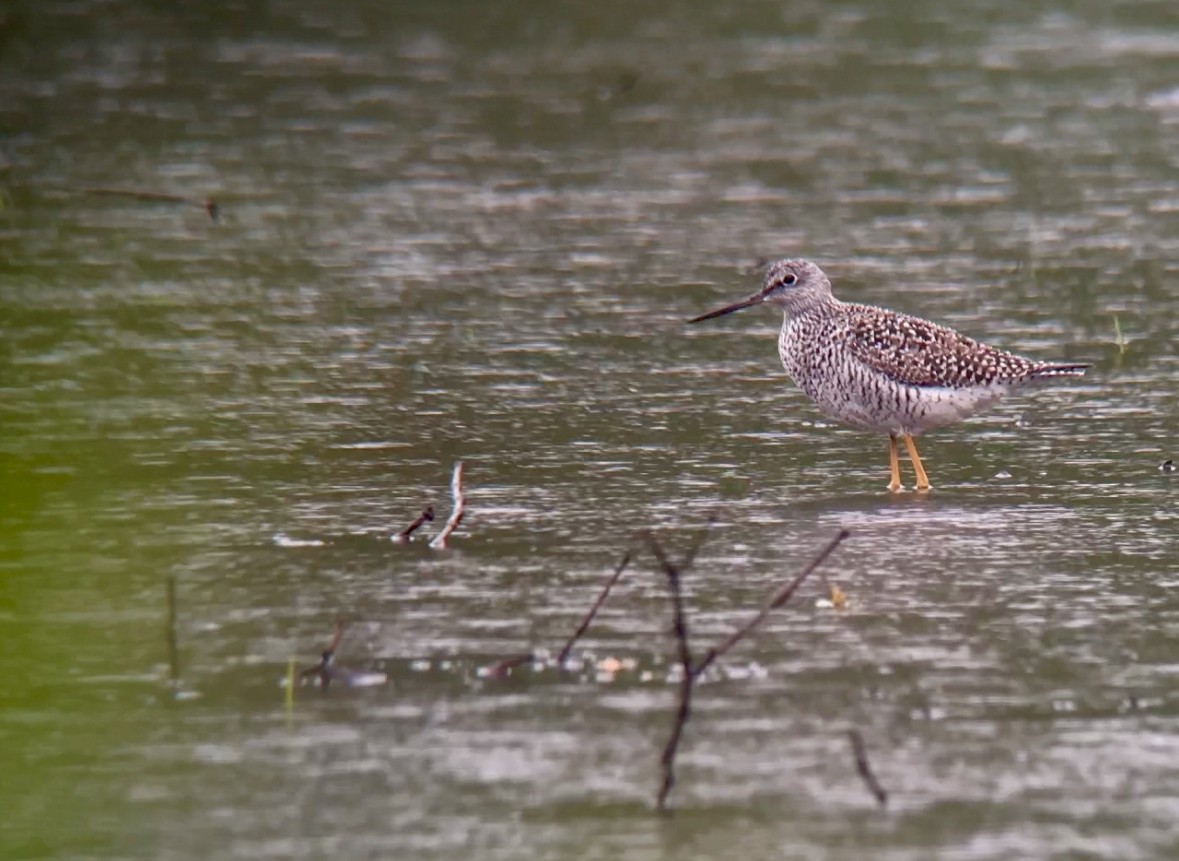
[1030,363,1090,379]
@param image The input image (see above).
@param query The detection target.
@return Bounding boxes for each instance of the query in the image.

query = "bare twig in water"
[848,729,888,807]
[554,515,712,670]
[429,462,466,549]
[645,532,695,813]
[327,616,347,654]
[300,617,350,689]
[80,186,219,221]
[556,550,632,667]
[393,505,435,543]
[692,529,849,679]
[165,575,179,688]
[482,652,534,679]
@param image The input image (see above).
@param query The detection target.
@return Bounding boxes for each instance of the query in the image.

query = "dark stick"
[848,729,888,807]
[555,550,632,667]
[80,186,219,221]
[646,532,695,813]
[300,618,349,689]
[692,529,849,679]
[392,505,435,543]
[166,575,179,688]
[327,617,347,654]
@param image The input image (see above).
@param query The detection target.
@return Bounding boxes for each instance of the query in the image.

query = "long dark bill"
[687,292,764,324]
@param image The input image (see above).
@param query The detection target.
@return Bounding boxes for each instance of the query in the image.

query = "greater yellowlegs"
[689,259,1089,492]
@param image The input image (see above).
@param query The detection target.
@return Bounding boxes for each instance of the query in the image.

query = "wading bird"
[689,259,1089,491]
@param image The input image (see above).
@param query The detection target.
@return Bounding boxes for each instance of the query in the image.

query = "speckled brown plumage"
[844,304,1086,389]
[689,258,1090,491]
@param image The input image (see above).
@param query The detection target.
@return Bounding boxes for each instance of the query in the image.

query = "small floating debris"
[334,669,389,688]
[718,661,769,682]
[994,470,1013,480]
[815,584,849,609]
[593,656,639,683]
[273,533,326,548]
[1160,459,1175,473]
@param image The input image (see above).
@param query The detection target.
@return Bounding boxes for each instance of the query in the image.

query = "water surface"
[4,1,1179,859]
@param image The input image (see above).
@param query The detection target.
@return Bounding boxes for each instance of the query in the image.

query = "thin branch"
[80,186,219,220]
[556,550,632,667]
[692,529,849,678]
[300,617,349,689]
[556,514,709,669]
[392,505,435,543]
[327,616,348,654]
[848,729,888,807]
[429,462,466,549]
[646,532,695,813]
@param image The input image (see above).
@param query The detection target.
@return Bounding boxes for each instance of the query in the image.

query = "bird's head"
[689,258,834,323]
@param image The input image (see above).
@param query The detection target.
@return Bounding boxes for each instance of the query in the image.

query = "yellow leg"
[902,434,931,491]
[887,434,902,493]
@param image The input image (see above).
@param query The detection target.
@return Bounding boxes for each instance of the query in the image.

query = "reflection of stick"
[429,462,466,549]
[166,575,179,688]
[693,529,849,678]
[482,652,534,679]
[848,729,888,807]
[80,186,219,220]
[393,505,435,543]
[556,550,631,667]
[646,532,694,813]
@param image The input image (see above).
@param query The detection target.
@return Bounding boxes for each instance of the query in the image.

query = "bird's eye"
[782,274,797,286]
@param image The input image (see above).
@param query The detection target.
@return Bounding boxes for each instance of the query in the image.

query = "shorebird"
[689,259,1089,492]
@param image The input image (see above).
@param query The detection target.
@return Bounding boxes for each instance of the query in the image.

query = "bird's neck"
[780,294,840,321]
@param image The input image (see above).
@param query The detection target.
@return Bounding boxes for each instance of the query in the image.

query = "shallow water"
[4,1,1179,859]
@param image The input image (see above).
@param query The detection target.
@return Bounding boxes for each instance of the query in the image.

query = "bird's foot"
[887,435,903,493]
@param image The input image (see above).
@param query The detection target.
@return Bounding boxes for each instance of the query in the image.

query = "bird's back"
[778,301,1088,435]
[837,302,1082,388]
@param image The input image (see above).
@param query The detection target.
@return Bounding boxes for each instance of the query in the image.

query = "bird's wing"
[841,304,1036,388]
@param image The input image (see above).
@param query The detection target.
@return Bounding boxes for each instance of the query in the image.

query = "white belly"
[809,382,1011,435]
